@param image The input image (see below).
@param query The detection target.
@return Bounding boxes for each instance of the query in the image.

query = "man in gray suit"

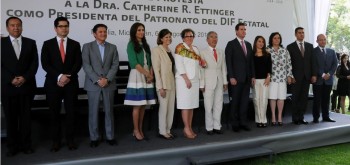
[82,24,119,147]
[312,34,338,123]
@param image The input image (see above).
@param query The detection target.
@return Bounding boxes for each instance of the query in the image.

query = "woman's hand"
[185,79,192,89]
[159,89,166,98]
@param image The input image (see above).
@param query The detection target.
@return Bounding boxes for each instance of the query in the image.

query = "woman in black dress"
[336,54,350,114]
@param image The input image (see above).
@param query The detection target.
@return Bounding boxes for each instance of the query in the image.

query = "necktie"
[241,40,247,56]
[299,42,304,57]
[213,48,218,62]
[60,39,65,63]
[322,48,326,66]
[13,39,20,59]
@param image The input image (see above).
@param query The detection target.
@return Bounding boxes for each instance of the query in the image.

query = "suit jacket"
[175,43,200,80]
[200,46,228,89]
[82,41,119,91]
[41,37,82,91]
[1,36,38,96]
[225,38,255,83]
[151,45,175,90]
[287,41,316,81]
[312,47,338,85]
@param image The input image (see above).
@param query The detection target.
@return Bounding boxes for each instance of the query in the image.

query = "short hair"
[180,28,195,39]
[206,31,217,39]
[295,27,304,34]
[54,17,69,27]
[6,17,22,27]
[235,22,246,31]
[157,29,172,45]
[92,24,107,33]
[268,32,283,48]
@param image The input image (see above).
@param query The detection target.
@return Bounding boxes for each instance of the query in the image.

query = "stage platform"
[2,104,350,165]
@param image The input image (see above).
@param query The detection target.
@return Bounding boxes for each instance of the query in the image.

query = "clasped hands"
[57,74,71,87]
[12,76,26,87]
[97,77,109,88]
[145,72,153,84]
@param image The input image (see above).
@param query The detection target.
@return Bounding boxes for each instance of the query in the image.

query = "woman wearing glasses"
[174,28,205,139]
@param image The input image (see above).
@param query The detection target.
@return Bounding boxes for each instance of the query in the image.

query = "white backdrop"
[2,0,296,87]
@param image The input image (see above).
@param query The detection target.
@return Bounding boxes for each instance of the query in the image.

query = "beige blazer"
[200,46,228,89]
[151,45,175,90]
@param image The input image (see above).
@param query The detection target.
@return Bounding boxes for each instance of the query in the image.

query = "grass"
[228,142,350,165]
[219,98,350,165]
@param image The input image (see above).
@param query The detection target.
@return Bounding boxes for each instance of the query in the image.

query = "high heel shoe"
[271,122,277,126]
[183,131,196,139]
[278,122,283,126]
[132,133,144,141]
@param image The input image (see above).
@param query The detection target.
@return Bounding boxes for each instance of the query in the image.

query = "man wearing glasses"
[41,17,82,152]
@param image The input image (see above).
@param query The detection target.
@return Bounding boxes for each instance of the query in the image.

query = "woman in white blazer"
[151,29,176,140]
[175,28,205,139]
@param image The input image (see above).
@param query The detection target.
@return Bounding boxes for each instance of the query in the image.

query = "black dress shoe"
[106,139,117,146]
[313,119,319,123]
[90,140,99,148]
[68,142,78,150]
[299,120,309,125]
[323,118,336,122]
[232,126,240,132]
[206,130,214,135]
[6,148,18,157]
[50,143,61,152]
[213,129,224,134]
[240,125,251,131]
[23,148,34,154]
[158,134,173,140]
[293,120,300,125]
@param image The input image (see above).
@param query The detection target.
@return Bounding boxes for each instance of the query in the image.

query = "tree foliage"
[327,0,350,53]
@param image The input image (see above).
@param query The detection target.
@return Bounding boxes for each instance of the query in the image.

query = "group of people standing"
[2,16,347,157]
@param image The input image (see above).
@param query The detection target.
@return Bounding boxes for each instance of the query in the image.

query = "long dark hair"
[253,35,268,56]
[340,54,350,67]
[130,22,150,54]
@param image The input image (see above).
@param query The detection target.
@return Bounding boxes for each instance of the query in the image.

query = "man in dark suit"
[287,27,317,125]
[312,34,338,123]
[225,22,255,132]
[1,17,38,156]
[41,17,82,152]
[82,24,119,147]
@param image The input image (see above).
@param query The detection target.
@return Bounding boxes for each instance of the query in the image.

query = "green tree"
[327,0,350,53]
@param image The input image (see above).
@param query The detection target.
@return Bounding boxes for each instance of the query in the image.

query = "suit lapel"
[159,45,171,63]
[92,41,103,64]
[208,47,217,64]
[103,43,109,66]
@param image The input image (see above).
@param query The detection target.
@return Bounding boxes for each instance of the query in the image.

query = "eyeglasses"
[57,25,69,28]
[184,36,194,38]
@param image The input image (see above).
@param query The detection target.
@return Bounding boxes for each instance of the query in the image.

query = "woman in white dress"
[175,28,206,139]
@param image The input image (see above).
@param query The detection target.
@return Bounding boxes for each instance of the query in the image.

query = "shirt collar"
[56,36,68,42]
[9,35,22,42]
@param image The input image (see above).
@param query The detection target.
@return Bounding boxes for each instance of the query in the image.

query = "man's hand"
[58,74,71,87]
[98,77,109,88]
[12,76,26,87]
[230,78,237,86]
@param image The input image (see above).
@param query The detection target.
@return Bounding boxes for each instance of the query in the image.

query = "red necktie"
[213,48,218,62]
[60,39,65,63]
[241,40,247,56]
